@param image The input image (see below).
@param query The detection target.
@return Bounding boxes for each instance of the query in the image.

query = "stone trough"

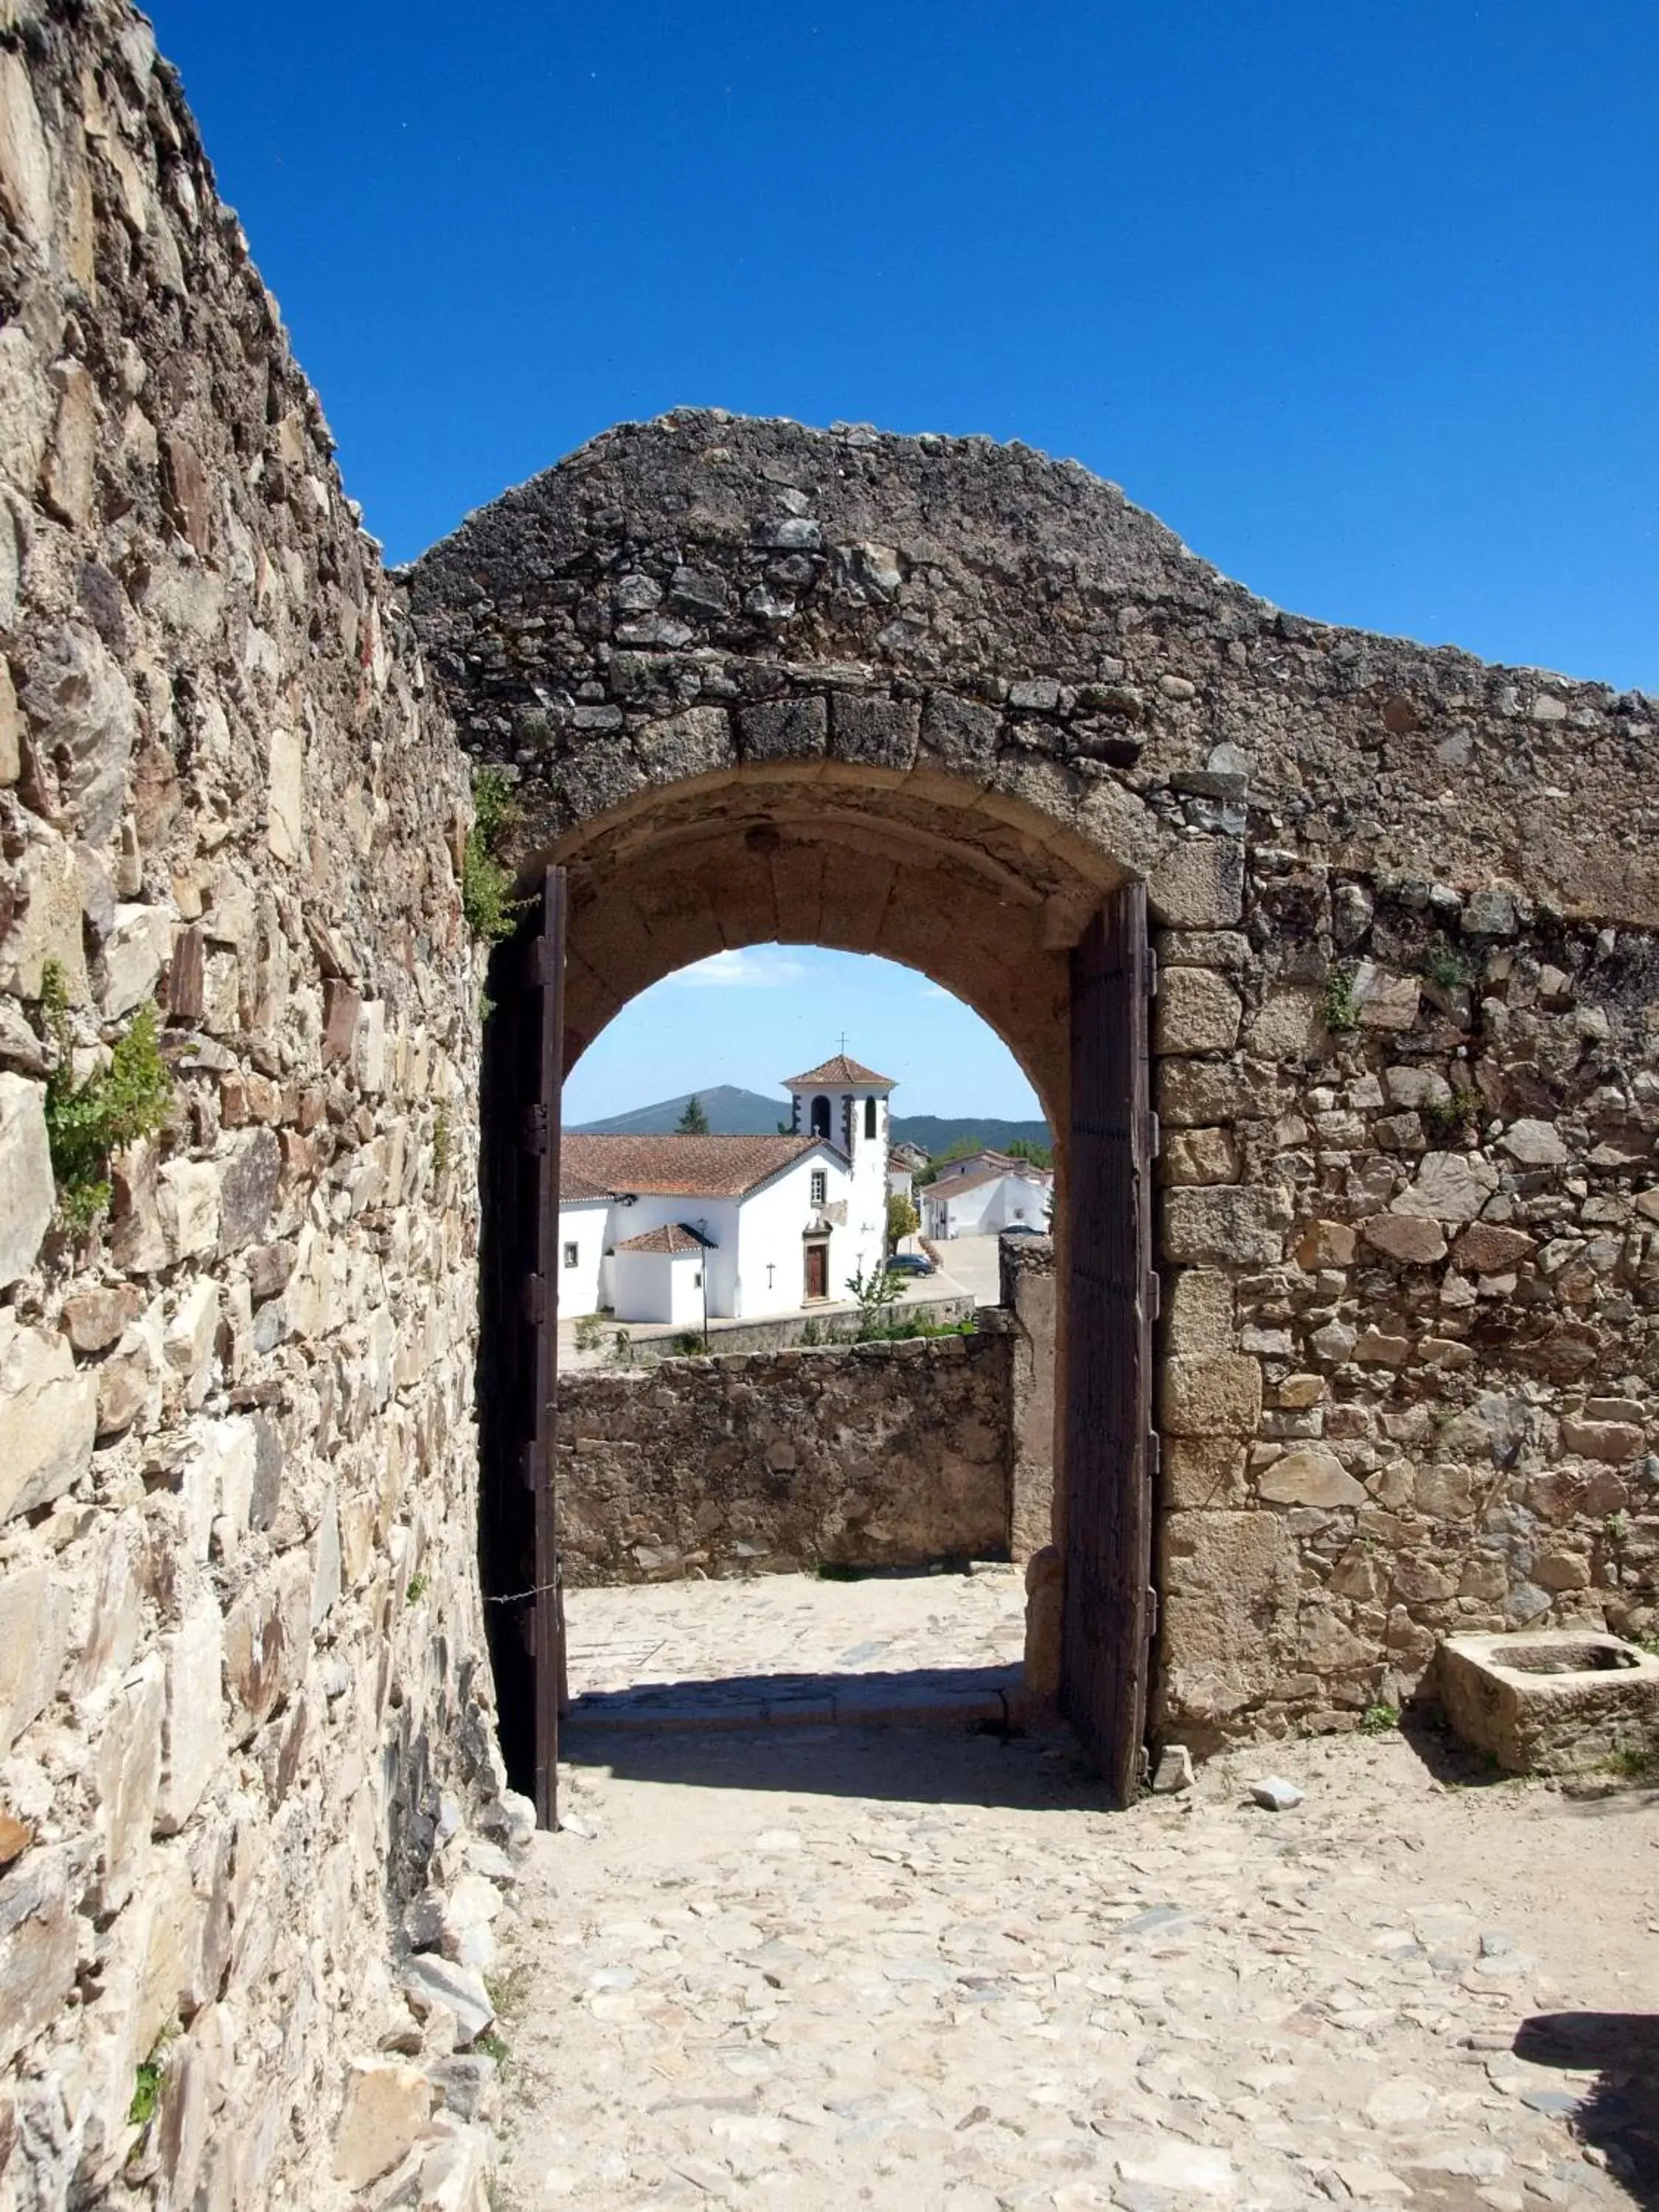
[1438,1629,1659,1775]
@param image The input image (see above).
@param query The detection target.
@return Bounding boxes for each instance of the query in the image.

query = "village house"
[921,1153,1054,1239]
[560,1054,895,1322]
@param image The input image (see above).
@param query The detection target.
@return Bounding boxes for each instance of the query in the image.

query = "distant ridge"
[571,1086,787,1137]
[571,1087,1050,1153]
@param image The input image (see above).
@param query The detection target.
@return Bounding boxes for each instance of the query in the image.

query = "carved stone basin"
[1438,1629,1659,1775]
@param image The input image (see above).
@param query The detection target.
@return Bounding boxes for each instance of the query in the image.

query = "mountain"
[571,1086,788,1136]
[891,1115,1051,1155]
[571,1088,1051,1154]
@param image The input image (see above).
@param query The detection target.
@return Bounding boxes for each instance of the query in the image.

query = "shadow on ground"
[1516,2013,1659,2205]
[561,1697,1116,1813]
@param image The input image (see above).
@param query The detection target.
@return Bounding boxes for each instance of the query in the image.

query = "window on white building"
[563,1241,579,1268]
[863,1096,877,1139]
[810,1169,827,1204]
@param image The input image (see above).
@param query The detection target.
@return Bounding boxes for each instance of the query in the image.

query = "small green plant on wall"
[1321,964,1360,1033]
[1422,941,1474,991]
[39,960,173,1231]
[462,767,526,945]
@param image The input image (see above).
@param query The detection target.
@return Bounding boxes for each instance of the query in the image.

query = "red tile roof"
[925,1164,1051,1201]
[783,1053,895,1089]
[613,1223,705,1255]
[561,1132,824,1201]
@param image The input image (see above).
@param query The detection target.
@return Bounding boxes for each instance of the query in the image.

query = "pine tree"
[676,1093,710,1135]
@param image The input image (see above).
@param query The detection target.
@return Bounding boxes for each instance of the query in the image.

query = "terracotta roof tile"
[561,1132,824,1200]
[783,1053,896,1089]
[614,1223,705,1255]
[925,1164,1051,1201]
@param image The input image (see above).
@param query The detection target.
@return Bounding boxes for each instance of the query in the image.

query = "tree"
[676,1093,710,1135]
[846,1260,905,1339]
[1007,1137,1052,1169]
[886,1192,919,1251]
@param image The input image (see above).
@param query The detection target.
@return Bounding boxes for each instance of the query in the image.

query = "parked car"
[887,1252,935,1276]
[1001,1223,1048,1237]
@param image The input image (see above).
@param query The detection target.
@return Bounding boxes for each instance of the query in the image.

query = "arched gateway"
[409,411,1659,1824]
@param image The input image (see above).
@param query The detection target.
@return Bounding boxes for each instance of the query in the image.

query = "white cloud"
[669,947,809,990]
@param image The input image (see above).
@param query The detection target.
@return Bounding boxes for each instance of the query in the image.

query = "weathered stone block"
[1257,1447,1366,1508]
[1161,1125,1239,1185]
[0,1312,97,1523]
[0,1071,52,1287]
[1246,987,1326,1061]
[93,1655,164,1913]
[1154,966,1242,1056]
[1350,961,1421,1031]
[1294,1218,1356,1269]
[1438,1630,1659,1775]
[1163,1436,1248,1510]
[1561,1417,1644,1464]
[1148,838,1244,928]
[0,1564,68,1754]
[1163,1267,1234,1360]
[1389,1151,1499,1223]
[1500,1116,1568,1166]
[333,2059,434,2190]
[1161,1186,1286,1266]
[830,693,919,768]
[1160,1510,1299,1724]
[737,696,827,762]
[1455,1222,1535,1273]
[633,706,732,785]
[1162,1353,1262,1439]
[0,1843,79,2072]
[155,1596,224,1835]
[1360,1212,1447,1265]
[1156,1056,1285,1128]
[267,722,304,859]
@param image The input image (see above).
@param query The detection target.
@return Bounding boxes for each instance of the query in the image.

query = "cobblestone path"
[487,1576,1659,2211]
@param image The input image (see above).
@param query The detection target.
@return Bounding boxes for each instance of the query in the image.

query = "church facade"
[558,1054,895,1323]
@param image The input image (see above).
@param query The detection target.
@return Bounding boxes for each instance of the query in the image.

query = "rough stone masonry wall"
[558,1332,1013,1584]
[0,10,493,2208]
[1155,871,1659,1749]
[407,409,1659,1756]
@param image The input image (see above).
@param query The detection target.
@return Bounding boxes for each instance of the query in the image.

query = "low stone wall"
[557,1333,1013,1582]
[591,1290,973,1366]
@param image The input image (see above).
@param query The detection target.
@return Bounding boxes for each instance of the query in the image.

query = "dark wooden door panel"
[478,866,566,1830]
[1060,880,1155,1809]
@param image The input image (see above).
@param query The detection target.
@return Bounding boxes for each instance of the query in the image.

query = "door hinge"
[1147,1270,1161,1323]
[523,1105,549,1155]
[1145,949,1159,1000]
[1147,1109,1161,1161]
[523,1273,546,1325]
[520,1443,538,1492]
[1146,1585,1160,1641]
[1147,1430,1161,1478]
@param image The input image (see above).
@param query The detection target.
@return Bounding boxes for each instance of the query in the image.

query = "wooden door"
[1060,881,1155,1809]
[804,1242,827,1300]
[477,865,566,1829]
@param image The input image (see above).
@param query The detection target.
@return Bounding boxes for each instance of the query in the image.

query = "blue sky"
[145,1,1658,1119]
[563,946,1038,1126]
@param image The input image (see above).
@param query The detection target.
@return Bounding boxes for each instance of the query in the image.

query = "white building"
[557,1054,897,1324]
[921,1162,1053,1240]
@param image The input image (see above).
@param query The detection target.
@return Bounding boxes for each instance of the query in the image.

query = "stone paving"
[563,1565,1027,1727]
[487,1574,1659,2211]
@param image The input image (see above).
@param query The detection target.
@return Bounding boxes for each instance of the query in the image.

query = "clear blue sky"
[146,1,1658,1120]
[563,947,1041,1127]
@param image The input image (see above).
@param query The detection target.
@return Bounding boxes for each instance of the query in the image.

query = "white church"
[557,1054,895,1326]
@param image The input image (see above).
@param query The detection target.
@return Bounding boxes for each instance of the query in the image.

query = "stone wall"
[0,9,498,2207]
[998,1235,1056,1562]
[408,411,1659,1756]
[1155,874,1659,1747]
[557,1333,1014,1583]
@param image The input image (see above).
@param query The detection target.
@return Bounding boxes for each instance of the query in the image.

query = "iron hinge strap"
[1147,1585,1160,1641]
[1145,949,1159,999]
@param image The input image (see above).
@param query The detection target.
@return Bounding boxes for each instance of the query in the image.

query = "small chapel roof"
[782,1053,895,1090]
[613,1223,706,1255]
